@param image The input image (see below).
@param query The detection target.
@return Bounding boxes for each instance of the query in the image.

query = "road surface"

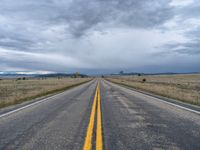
[0,79,200,150]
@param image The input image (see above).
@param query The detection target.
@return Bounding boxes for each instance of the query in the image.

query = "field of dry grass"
[0,77,91,108]
[106,74,200,106]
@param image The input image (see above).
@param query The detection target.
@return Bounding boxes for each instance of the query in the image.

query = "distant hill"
[36,73,88,78]
[0,72,89,78]
[0,73,34,78]
[109,72,200,76]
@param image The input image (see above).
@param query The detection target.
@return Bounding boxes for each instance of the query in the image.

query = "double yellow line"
[83,81,103,150]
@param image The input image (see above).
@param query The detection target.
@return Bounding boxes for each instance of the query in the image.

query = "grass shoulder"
[106,74,200,106]
[0,78,92,109]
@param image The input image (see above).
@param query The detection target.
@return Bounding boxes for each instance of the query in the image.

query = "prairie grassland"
[107,74,200,106]
[0,77,91,108]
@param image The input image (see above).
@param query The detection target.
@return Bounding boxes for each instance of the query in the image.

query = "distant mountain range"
[0,71,199,78]
[0,72,89,78]
[110,72,200,76]
[36,73,88,78]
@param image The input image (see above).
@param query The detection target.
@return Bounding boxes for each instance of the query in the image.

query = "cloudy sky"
[0,0,200,74]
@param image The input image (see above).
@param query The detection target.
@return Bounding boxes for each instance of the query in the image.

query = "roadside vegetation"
[0,77,91,108]
[106,74,200,106]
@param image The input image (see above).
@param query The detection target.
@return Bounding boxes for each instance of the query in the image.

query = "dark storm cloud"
[0,0,200,73]
[0,0,173,50]
[66,0,173,37]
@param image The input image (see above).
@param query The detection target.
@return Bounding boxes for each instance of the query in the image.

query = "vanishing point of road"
[0,79,200,150]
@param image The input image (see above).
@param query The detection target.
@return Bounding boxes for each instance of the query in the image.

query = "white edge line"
[151,97,200,115]
[0,91,67,118]
[106,80,200,115]
[0,80,94,118]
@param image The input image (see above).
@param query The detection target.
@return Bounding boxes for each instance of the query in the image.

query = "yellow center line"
[83,81,103,150]
[96,82,103,150]
[83,82,98,150]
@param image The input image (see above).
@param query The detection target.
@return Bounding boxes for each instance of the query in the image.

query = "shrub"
[142,78,146,82]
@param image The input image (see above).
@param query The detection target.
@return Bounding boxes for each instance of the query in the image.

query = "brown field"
[106,74,200,106]
[0,77,91,108]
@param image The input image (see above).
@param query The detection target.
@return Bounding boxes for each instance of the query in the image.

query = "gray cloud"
[177,0,200,18]
[0,0,200,73]
[160,24,200,56]
[156,0,200,57]
[159,40,200,55]
[0,0,173,43]
[66,0,173,37]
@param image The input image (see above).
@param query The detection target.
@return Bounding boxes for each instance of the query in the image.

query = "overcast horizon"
[0,0,200,74]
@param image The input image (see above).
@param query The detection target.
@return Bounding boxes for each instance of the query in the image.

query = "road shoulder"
[105,79,200,114]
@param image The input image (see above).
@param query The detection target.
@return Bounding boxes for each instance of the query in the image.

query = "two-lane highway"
[0,79,200,150]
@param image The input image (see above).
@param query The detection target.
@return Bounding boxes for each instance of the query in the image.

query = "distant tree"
[16,78,21,81]
[119,71,124,75]
[74,72,80,78]
[22,77,26,80]
[138,73,141,76]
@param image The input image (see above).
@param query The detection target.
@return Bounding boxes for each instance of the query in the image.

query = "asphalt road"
[0,79,200,150]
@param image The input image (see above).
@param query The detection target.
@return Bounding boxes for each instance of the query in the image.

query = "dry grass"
[106,74,200,106]
[0,77,91,108]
